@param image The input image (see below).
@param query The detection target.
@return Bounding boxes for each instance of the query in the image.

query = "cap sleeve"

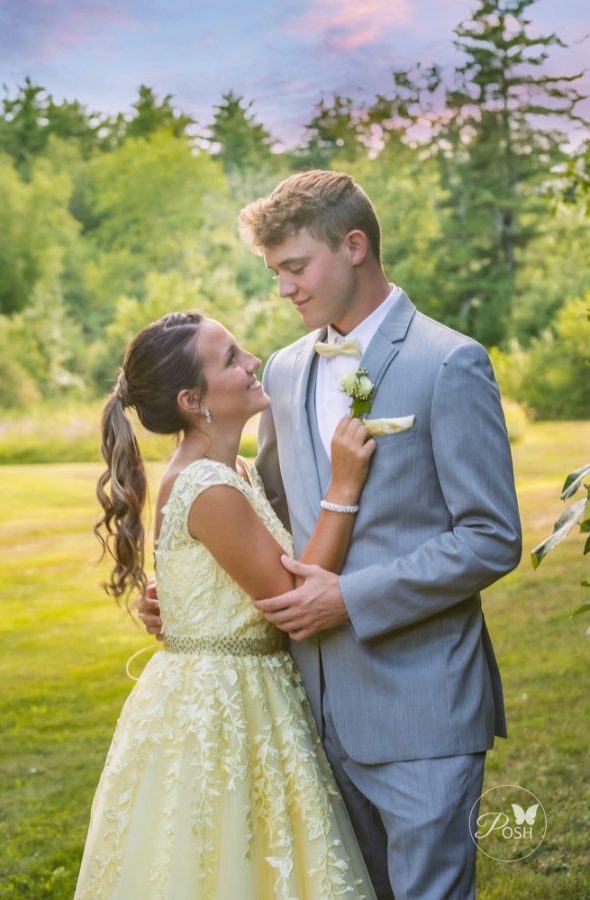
[160,459,249,548]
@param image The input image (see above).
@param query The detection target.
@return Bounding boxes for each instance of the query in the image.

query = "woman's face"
[195,319,269,426]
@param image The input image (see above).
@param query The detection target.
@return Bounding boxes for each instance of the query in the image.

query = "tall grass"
[0,402,258,464]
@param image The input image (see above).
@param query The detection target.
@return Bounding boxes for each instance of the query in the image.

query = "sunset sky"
[1,0,588,146]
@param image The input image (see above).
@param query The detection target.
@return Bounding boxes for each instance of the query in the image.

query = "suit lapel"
[288,291,416,511]
[361,289,416,392]
[291,329,326,512]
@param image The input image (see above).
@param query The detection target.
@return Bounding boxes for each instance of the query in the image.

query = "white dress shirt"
[315,285,400,456]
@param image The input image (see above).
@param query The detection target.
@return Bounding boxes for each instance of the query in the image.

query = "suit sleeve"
[339,341,522,640]
[255,352,291,532]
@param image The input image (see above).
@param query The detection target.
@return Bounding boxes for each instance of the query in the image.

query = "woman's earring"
[203,407,212,425]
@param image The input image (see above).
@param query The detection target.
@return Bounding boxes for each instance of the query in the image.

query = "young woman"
[75,311,377,899]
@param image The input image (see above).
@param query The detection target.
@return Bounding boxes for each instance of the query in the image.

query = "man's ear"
[344,229,369,266]
[177,388,201,418]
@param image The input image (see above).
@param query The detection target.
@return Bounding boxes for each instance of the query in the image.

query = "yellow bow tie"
[314,337,362,359]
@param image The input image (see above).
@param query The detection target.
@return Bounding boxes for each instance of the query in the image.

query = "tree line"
[0,0,589,418]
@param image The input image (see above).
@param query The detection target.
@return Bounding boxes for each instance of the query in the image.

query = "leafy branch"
[531,462,590,624]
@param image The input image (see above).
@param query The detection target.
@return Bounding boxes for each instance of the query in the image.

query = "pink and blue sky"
[1,0,588,146]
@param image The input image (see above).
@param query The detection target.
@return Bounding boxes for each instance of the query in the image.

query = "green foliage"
[490,295,590,420]
[485,347,531,439]
[209,92,277,174]
[531,459,590,627]
[565,139,590,215]
[242,290,307,365]
[0,1,588,412]
[531,469,589,570]
[0,154,81,315]
[519,296,590,419]
[529,142,590,618]
[298,94,368,168]
[512,201,590,342]
[82,130,226,260]
[0,103,305,409]
[344,145,446,318]
[488,341,530,403]
[0,329,40,408]
[238,433,258,459]
[88,259,256,389]
[0,79,103,173]
[122,85,196,143]
[430,0,587,345]
[502,397,529,443]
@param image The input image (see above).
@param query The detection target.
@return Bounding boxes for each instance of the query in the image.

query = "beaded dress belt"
[163,633,285,656]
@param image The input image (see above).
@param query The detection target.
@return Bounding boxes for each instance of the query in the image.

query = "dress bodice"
[154,458,294,644]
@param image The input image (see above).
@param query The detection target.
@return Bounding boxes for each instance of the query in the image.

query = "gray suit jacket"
[257,289,522,764]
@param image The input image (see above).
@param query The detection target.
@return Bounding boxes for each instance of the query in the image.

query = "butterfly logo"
[511,803,539,826]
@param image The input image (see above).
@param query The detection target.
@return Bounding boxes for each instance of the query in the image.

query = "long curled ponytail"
[95,376,148,604]
[95,311,205,606]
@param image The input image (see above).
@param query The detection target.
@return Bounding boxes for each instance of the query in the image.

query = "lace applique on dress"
[75,459,376,899]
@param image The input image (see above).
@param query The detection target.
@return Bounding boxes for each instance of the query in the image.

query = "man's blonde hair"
[239,170,381,261]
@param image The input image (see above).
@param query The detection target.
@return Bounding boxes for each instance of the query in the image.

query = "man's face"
[263,229,359,333]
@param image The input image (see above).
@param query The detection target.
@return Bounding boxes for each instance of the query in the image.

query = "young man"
[238,170,522,899]
[139,170,521,898]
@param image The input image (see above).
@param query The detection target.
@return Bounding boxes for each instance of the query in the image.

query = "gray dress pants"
[321,689,485,900]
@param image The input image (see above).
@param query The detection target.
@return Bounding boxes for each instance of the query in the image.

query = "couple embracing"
[76,170,521,899]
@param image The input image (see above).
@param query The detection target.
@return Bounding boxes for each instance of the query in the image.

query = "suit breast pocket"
[374,428,417,450]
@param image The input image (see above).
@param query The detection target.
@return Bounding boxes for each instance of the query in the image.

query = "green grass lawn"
[1,422,589,898]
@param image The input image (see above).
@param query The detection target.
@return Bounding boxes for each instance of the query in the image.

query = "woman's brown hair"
[95,311,205,606]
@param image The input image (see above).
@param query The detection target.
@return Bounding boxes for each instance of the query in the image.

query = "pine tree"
[298,94,367,168]
[208,92,276,174]
[433,0,587,345]
[0,79,102,172]
[123,85,195,142]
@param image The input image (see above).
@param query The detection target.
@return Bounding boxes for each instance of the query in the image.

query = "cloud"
[285,0,413,52]
[0,0,144,64]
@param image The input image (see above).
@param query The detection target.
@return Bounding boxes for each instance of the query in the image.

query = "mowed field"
[1,422,589,898]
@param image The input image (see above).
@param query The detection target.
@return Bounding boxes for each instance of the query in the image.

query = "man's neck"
[331,277,393,336]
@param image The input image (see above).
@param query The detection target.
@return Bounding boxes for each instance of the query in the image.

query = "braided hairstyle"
[95,311,206,605]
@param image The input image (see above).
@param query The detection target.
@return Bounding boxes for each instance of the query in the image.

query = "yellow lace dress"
[75,459,376,900]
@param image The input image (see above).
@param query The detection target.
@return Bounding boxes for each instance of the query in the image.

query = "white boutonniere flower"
[339,368,416,436]
[339,368,375,418]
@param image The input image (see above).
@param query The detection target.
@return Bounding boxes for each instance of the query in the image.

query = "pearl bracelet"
[320,499,360,514]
